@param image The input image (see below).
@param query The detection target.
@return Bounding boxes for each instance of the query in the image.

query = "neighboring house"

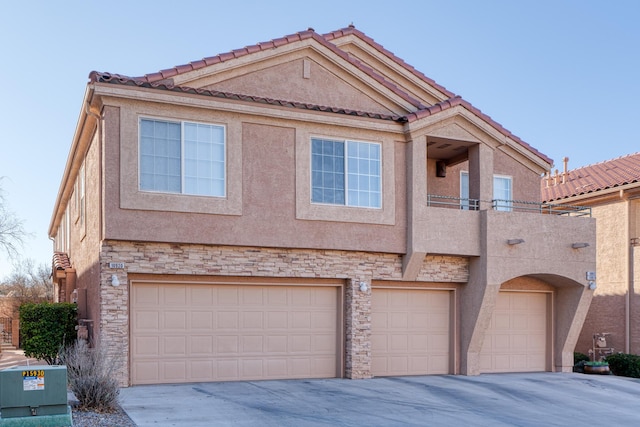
[542,153,640,358]
[49,26,595,386]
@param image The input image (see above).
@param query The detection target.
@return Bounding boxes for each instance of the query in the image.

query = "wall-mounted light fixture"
[111,274,120,287]
[588,281,597,290]
[571,242,590,249]
[507,239,525,245]
[359,281,369,292]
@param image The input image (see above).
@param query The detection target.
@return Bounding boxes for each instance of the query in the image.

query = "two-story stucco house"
[543,153,640,358]
[50,26,596,386]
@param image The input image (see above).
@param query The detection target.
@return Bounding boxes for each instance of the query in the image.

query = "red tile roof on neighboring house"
[88,25,551,165]
[542,152,640,202]
[53,252,71,270]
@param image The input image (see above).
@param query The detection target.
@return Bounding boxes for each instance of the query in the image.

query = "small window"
[139,118,225,197]
[311,138,381,208]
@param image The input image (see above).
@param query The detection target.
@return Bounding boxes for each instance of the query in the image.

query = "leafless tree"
[0,259,53,318]
[0,179,27,259]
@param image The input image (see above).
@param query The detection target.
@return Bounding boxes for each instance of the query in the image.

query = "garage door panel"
[480,292,548,373]
[217,336,239,354]
[134,337,159,356]
[164,287,187,305]
[217,311,239,329]
[164,311,187,329]
[217,287,239,304]
[372,289,451,377]
[291,312,311,328]
[135,314,159,332]
[190,287,214,305]
[267,311,287,328]
[266,335,287,352]
[241,335,264,353]
[164,336,187,355]
[191,336,213,354]
[191,311,214,329]
[242,311,264,328]
[132,283,339,384]
[134,286,159,305]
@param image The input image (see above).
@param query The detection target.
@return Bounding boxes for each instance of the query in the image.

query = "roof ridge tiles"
[323,25,457,100]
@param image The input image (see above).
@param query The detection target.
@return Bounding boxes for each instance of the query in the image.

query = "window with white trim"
[311,138,381,208]
[460,172,512,211]
[492,175,512,212]
[139,118,225,197]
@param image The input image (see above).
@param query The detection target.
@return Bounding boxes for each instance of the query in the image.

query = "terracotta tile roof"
[135,27,426,110]
[88,25,551,165]
[322,25,456,100]
[89,71,404,121]
[53,252,71,270]
[542,152,640,202]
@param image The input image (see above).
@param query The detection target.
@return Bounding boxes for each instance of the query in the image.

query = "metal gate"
[0,318,12,345]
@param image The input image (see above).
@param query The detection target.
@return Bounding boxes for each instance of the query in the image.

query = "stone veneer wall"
[100,240,469,385]
[344,279,372,379]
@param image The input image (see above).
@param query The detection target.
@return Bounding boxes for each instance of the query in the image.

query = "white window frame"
[139,117,227,198]
[310,137,382,209]
[460,171,513,211]
[493,174,513,212]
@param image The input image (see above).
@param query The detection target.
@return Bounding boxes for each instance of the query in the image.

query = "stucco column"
[555,285,593,371]
[344,278,372,379]
[403,136,428,279]
[468,143,494,210]
[460,259,501,375]
[459,210,500,375]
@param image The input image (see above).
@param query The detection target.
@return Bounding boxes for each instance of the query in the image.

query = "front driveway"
[119,373,640,426]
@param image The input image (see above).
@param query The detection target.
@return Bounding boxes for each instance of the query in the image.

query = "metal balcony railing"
[426,195,591,217]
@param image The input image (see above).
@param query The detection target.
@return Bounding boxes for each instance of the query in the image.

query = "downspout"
[628,236,633,354]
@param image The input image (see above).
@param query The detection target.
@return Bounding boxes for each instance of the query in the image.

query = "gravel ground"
[72,404,136,427]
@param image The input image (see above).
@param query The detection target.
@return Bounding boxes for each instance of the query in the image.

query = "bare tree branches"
[0,178,27,259]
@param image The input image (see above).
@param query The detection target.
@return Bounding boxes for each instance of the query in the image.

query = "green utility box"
[0,365,72,426]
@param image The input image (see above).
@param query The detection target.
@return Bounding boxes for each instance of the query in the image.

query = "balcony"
[426,195,592,217]
[409,195,594,258]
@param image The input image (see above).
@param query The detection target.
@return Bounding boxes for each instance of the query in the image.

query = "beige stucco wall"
[202,57,396,116]
[576,198,640,356]
[103,97,407,254]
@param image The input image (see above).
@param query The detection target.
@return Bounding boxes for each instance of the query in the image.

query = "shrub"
[19,302,77,364]
[574,352,590,364]
[59,340,121,412]
[606,353,640,378]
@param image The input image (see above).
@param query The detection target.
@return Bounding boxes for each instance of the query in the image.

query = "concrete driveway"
[119,373,640,426]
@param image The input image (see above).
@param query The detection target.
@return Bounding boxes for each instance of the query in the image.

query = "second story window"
[311,138,381,208]
[460,172,513,211]
[139,118,225,197]
[492,175,512,212]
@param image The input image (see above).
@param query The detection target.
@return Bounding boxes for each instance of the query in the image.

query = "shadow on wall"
[576,293,640,357]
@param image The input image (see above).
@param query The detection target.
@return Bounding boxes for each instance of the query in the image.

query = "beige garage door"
[131,282,340,385]
[480,292,548,373]
[371,288,451,376]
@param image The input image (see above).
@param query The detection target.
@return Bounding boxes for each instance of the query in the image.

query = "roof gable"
[324,26,455,106]
[87,25,551,166]
[138,28,424,116]
[542,152,640,202]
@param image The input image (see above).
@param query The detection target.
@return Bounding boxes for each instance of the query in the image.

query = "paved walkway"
[0,348,41,369]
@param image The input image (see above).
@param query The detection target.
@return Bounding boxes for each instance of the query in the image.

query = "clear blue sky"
[0,1,638,278]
